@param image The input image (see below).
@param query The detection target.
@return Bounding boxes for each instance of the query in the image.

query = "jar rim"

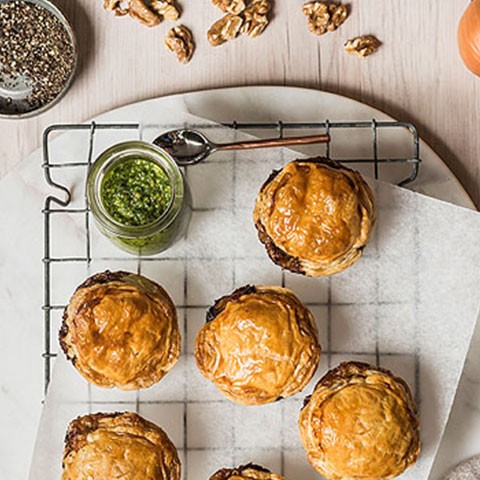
[86,141,184,238]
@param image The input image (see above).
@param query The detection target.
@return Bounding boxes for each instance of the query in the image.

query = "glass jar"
[87,141,191,256]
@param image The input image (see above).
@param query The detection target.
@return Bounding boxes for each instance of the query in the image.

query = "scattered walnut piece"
[329,2,347,29]
[303,1,329,34]
[344,35,381,58]
[102,0,183,25]
[212,0,246,15]
[302,1,347,36]
[126,0,161,26]
[207,0,272,46]
[103,0,128,15]
[241,0,271,38]
[207,13,244,46]
[151,0,181,21]
[165,25,195,63]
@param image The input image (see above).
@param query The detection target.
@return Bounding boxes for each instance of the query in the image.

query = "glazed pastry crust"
[62,412,181,480]
[210,463,286,480]
[253,158,376,276]
[60,271,180,390]
[299,362,420,480]
[195,285,321,405]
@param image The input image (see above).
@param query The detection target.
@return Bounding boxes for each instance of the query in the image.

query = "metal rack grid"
[42,119,422,477]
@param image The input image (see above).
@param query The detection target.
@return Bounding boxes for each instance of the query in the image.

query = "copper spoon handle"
[215,133,330,152]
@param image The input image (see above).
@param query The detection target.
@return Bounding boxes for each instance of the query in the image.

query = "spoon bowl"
[153,129,215,166]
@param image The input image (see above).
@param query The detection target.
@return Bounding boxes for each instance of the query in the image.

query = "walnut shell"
[61,412,181,479]
[195,285,321,405]
[60,271,180,390]
[299,362,420,479]
[253,158,376,276]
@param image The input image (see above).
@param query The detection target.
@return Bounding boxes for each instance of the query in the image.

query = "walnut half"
[241,0,271,38]
[103,0,128,16]
[102,0,182,25]
[207,13,244,46]
[212,0,246,15]
[165,25,195,64]
[151,0,181,21]
[302,2,348,36]
[344,35,381,58]
[127,0,161,27]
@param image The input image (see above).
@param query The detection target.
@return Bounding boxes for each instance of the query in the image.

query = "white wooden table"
[0,0,479,206]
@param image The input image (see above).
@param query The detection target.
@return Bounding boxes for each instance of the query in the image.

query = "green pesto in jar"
[100,159,173,226]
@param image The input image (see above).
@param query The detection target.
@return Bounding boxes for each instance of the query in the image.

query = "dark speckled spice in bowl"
[0,0,77,118]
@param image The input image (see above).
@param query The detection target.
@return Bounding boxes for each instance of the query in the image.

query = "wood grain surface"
[0,0,479,206]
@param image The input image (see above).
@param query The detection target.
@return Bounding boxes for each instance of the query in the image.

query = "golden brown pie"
[61,412,181,480]
[195,285,321,405]
[299,362,420,479]
[60,270,180,390]
[210,463,286,480]
[253,158,376,276]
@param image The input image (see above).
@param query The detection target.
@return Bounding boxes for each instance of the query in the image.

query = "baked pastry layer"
[195,285,321,405]
[253,158,376,276]
[299,362,420,480]
[210,463,286,480]
[60,270,180,390]
[62,412,181,480]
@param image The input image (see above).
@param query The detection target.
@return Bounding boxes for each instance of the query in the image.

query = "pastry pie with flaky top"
[299,362,420,480]
[61,412,181,480]
[195,285,321,405]
[210,463,286,480]
[254,158,376,276]
[60,270,180,390]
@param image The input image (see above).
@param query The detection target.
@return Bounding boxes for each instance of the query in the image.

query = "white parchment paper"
[29,114,480,479]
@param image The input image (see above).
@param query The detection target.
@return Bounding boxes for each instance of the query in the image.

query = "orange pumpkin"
[458,0,480,77]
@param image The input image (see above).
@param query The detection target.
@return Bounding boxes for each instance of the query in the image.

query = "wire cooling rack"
[41,119,422,477]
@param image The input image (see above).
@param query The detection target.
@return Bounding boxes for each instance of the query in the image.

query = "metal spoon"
[153,129,330,166]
